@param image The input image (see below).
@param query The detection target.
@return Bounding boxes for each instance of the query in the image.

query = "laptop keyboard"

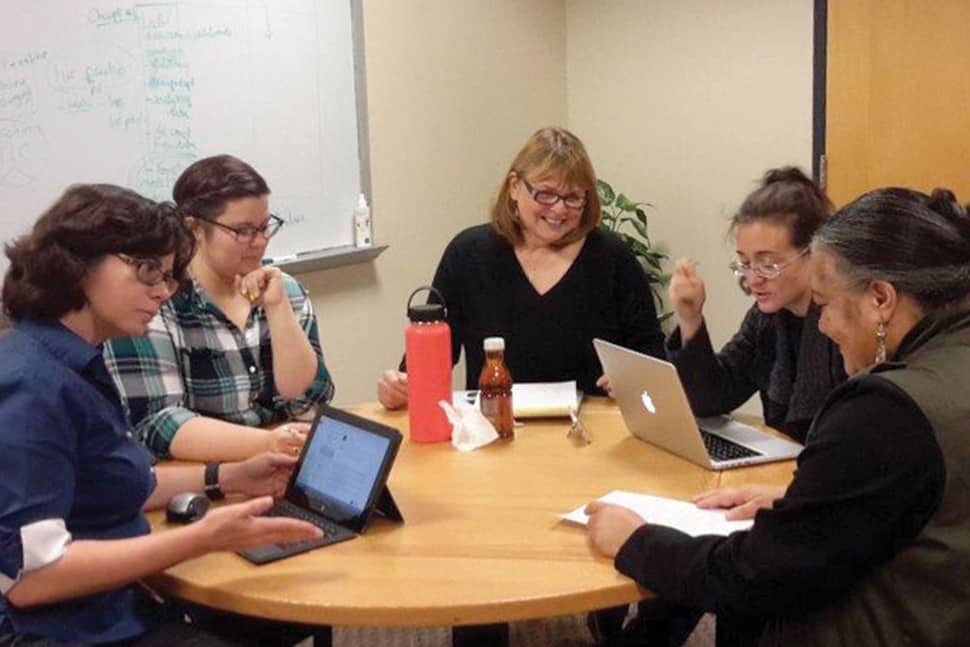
[700,430,760,462]
[266,501,342,549]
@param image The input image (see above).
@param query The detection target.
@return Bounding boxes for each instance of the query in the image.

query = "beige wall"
[566,0,814,411]
[301,0,567,405]
[301,0,813,408]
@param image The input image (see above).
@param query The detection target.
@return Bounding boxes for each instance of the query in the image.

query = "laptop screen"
[291,413,394,524]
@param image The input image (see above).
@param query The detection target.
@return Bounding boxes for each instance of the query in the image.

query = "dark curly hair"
[2,184,195,321]
[173,154,270,223]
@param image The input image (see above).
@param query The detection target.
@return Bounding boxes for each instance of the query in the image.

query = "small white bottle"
[354,193,373,247]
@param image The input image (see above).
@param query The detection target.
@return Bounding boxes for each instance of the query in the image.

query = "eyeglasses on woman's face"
[520,178,587,210]
[729,247,809,280]
[199,214,284,243]
[115,254,179,293]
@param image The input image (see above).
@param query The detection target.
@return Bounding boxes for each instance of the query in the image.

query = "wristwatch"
[204,462,225,500]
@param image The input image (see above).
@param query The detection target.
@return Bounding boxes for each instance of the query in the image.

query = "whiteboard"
[0,0,366,270]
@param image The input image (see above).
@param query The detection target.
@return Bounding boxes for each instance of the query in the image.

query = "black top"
[614,373,945,622]
[413,225,666,394]
[667,305,846,442]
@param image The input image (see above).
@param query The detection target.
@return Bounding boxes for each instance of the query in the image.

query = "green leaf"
[634,207,648,226]
[615,193,638,212]
[596,179,615,205]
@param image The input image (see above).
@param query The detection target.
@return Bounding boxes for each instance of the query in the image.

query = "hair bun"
[762,166,814,187]
[928,188,970,244]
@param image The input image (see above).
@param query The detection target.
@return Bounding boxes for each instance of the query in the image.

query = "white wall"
[566,0,814,410]
[302,0,567,405]
[302,0,814,409]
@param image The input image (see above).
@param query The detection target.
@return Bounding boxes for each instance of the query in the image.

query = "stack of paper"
[454,381,580,418]
[562,490,753,537]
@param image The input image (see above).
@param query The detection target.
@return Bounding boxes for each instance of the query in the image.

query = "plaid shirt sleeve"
[276,275,335,418]
[103,305,198,458]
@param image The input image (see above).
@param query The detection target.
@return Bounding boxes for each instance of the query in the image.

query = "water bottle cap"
[483,337,505,351]
[406,286,448,322]
[408,302,445,322]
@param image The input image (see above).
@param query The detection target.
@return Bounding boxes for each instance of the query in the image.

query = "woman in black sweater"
[666,167,845,443]
[587,187,970,646]
[378,127,665,408]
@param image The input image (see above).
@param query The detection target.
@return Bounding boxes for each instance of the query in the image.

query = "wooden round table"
[147,398,794,629]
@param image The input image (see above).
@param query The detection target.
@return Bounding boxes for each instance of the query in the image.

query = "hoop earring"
[874,320,888,364]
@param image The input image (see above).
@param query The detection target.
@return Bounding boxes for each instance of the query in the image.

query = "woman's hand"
[692,484,786,520]
[267,421,310,456]
[237,266,286,308]
[378,370,409,410]
[193,496,321,553]
[220,452,299,498]
[669,258,706,341]
[585,501,647,558]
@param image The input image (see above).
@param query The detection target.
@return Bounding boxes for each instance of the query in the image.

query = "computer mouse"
[166,492,210,523]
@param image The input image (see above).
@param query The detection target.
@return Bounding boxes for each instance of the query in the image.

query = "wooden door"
[825,0,970,206]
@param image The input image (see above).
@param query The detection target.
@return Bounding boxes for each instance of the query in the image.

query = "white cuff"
[0,519,72,594]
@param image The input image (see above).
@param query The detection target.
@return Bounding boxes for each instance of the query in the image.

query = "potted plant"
[596,179,668,315]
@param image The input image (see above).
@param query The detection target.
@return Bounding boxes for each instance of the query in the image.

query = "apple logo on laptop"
[640,390,656,414]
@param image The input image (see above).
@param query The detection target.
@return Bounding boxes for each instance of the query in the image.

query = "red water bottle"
[405,286,453,442]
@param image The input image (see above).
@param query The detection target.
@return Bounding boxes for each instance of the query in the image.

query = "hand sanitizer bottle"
[354,193,372,247]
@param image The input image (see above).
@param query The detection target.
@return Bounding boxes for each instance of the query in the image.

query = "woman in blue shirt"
[0,184,320,644]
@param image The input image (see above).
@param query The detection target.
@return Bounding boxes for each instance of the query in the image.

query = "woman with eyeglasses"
[104,155,334,462]
[377,127,666,409]
[587,186,970,646]
[666,167,846,445]
[0,184,320,644]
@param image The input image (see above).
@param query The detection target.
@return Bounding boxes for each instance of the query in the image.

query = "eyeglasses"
[198,214,284,243]
[520,178,587,210]
[729,248,809,280]
[116,254,180,293]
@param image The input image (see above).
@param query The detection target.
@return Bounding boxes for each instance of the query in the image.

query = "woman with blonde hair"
[378,127,665,408]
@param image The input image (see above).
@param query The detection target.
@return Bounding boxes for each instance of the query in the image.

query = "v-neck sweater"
[424,224,665,393]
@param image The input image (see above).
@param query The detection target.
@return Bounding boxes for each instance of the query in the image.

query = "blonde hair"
[490,127,601,247]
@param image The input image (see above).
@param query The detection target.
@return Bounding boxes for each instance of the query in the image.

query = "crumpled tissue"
[439,400,499,451]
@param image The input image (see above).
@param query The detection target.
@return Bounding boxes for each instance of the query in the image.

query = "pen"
[262,253,299,265]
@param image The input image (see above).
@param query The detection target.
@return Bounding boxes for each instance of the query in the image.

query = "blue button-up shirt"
[0,320,157,642]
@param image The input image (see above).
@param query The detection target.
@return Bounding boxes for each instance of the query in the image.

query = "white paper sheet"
[453,381,579,418]
[562,490,753,537]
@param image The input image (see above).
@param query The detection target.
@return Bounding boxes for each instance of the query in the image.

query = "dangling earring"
[874,320,888,364]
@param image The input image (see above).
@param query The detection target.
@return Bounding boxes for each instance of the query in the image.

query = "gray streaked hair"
[812,187,970,310]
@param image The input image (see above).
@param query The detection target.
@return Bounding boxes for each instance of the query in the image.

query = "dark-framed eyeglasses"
[116,254,180,292]
[729,247,809,280]
[520,177,587,210]
[198,214,284,243]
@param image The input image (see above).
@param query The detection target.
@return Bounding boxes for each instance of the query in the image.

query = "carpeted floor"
[328,611,715,646]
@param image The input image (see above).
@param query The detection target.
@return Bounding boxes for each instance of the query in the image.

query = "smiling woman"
[377,127,667,409]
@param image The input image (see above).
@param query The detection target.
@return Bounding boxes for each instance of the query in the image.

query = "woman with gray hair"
[585,186,970,646]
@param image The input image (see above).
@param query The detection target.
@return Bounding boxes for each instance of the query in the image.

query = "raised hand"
[668,258,707,341]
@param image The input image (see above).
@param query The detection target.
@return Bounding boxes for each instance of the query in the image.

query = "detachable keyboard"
[239,500,356,564]
[700,429,761,462]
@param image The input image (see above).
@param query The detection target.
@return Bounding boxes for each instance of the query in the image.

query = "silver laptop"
[593,338,802,470]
